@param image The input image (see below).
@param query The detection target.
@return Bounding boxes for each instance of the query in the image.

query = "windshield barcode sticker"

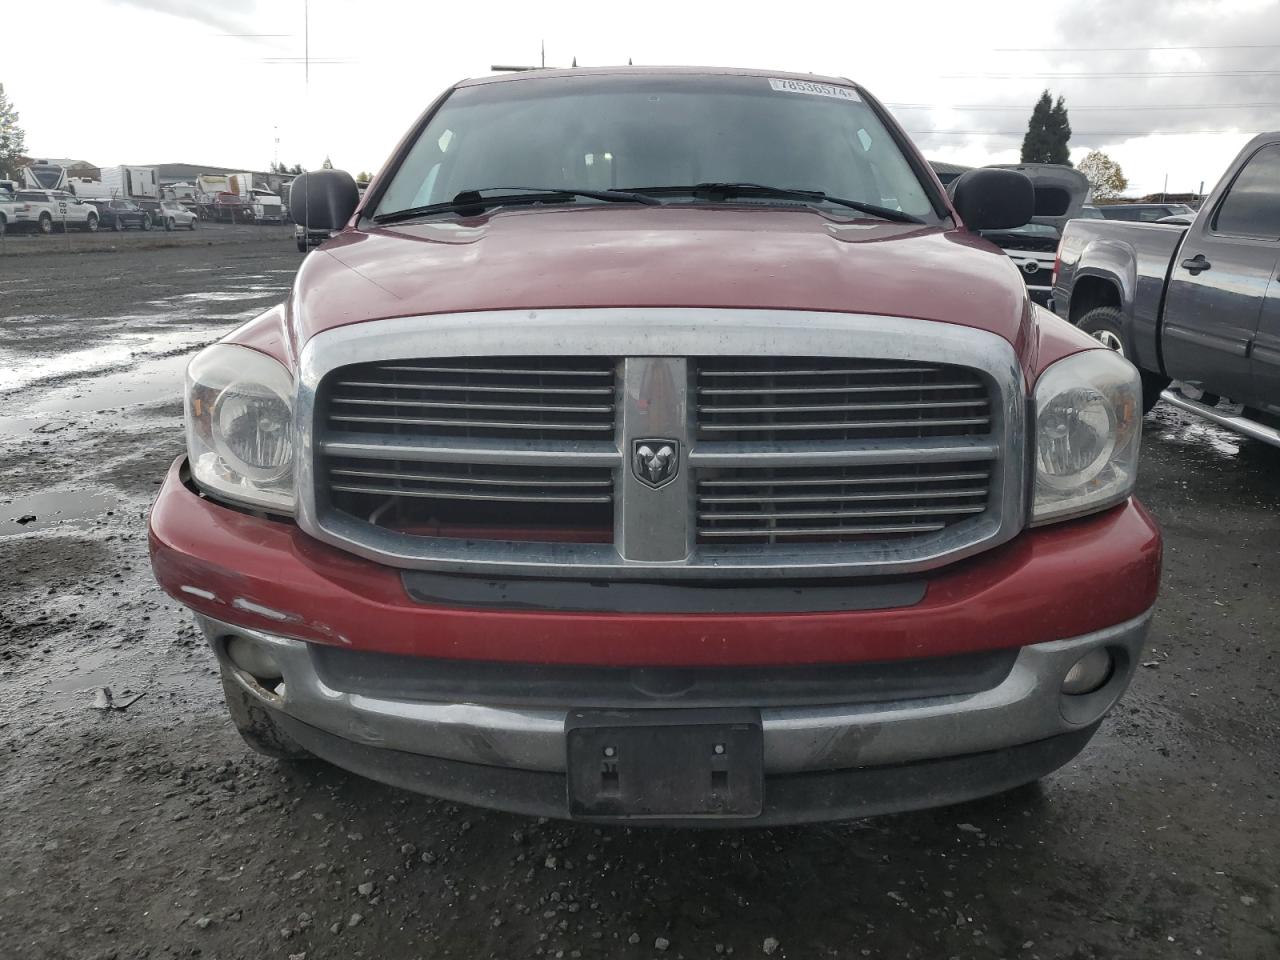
[768,78,860,101]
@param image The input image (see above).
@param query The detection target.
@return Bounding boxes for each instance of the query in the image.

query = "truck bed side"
[1052,220,1186,374]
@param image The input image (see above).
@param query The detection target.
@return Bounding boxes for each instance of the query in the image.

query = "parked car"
[86,198,152,231]
[0,192,34,234]
[149,67,1161,826]
[156,199,198,231]
[1053,131,1280,443]
[14,189,101,234]
[1097,202,1196,222]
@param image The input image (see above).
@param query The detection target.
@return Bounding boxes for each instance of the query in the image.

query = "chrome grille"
[695,357,990,442]
[326,357,617,441]
[696,461,992,544]
[300,309,1026,579]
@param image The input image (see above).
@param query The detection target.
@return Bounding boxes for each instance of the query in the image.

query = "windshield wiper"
[625,182,924,224]
[372,186,659,224]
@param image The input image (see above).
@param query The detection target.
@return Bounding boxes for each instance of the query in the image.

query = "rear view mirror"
[288,170,359,231]
[950,169,1034,232]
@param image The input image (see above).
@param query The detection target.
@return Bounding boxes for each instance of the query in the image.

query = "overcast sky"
[9,0,1279,195]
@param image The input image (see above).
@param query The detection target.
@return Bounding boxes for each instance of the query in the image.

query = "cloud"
[105,0,259,36]
[893,0,1279,190]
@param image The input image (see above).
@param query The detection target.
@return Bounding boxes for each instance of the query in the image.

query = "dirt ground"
[1,233,1277,960]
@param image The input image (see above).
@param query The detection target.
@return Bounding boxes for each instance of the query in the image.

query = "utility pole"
[1161,173,1167,203]
[304,0,309,85]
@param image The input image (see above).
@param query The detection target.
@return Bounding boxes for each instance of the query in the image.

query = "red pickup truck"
[149,67,1161,825]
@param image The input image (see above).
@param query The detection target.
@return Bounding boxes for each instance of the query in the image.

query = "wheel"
[189,217,197,230]
[296,235,308,253]
[220,670,312,761]
[0,215,6,237]
[141,215,152,231]
[38,212,53,235]
[165,217,175,231]
[85,213,99,233]
[1076,306,1169,414]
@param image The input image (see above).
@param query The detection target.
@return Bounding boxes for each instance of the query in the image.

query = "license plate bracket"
[565,708,763,820]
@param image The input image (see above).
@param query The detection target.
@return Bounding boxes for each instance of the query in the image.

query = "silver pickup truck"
[1052,132,1280,445]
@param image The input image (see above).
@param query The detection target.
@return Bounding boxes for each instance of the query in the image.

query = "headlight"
[185,343,295,512]
[1032,349,1141,525]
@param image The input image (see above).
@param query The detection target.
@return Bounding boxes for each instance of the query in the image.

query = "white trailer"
[101,165,160,200]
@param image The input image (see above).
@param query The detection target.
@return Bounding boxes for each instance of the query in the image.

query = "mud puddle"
[0,352,194,441]
[1149,402,1243,460]
[1,489,117,537]
[0,329,216,395]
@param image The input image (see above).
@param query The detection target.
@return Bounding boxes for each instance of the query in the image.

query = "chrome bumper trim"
[199,610,1151,775]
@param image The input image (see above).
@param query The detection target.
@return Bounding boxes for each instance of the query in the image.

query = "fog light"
[226,635,283,682]
[1062,647,1114,695]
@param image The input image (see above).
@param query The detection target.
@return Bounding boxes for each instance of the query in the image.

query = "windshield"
[374,74,937,221]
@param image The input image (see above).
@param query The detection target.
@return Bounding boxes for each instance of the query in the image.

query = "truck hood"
[290,205,1032,350]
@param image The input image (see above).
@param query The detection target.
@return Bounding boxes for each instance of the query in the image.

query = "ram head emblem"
[632,440,679,488]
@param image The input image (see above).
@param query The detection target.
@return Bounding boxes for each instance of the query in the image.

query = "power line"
[993,43,1280,51]
[909,129,1249,137]
[942,70,1280,78]
[888,102,1280,111]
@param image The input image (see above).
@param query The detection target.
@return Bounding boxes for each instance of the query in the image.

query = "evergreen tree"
[1021,90,1072,165]
[0,83,27,180]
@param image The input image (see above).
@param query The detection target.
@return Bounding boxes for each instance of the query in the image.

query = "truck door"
[1161,141,1280,402]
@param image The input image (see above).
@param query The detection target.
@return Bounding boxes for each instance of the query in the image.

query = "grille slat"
[697,400,988,415]
[699,522,949,539]
[700,487,990,504]
[699,471,989,488]
[330,414,616,432]
[700,382,983,396]
[373,364,615,378]
[699,505,988,521]
[696,357,991,443]
[336,380,615,396]
[699,416,991,433]
[331,467,612,488]
[332,398,615,414]
[698,366,944,378]
[331,484,611,504]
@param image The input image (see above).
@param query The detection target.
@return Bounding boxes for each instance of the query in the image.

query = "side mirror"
[288,169,359,231]
[950,169,1034,231]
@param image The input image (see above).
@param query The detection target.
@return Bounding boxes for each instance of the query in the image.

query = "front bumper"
[202,608,1150,823]
[150,458,1162,667]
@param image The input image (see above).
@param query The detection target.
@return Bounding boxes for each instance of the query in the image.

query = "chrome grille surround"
[296,309,1027,579]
